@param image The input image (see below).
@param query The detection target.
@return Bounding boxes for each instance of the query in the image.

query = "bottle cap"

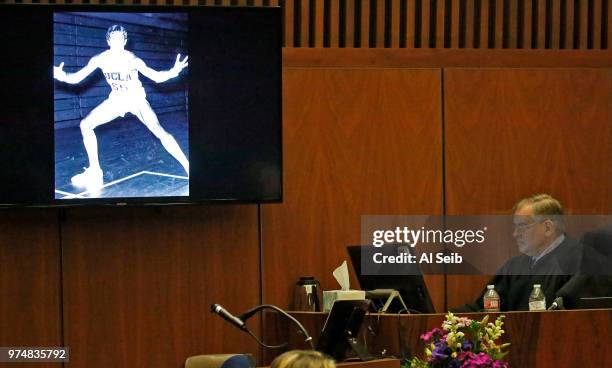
[487,284,495,289]
[533,284,541,288]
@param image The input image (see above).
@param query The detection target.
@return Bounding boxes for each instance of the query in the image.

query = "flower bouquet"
[405,312,510,368]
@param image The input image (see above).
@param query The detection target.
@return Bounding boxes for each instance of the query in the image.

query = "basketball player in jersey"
[54,25,189,190]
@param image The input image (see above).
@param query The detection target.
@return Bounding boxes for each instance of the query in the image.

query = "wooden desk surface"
[336,359,399,368]
[261,358,399,368]
[262,309,612,368]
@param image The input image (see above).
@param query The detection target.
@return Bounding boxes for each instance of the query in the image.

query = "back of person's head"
[270,350,335,368]
[513,193,565,233]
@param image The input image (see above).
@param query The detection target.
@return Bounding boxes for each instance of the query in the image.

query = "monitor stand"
[365,289,408,313]
[345,330,377,361]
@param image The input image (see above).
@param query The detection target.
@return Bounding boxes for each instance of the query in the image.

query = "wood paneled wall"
[1,206,260,368]
[445,68,611,216]
[262,67,444,312]
[444,68,612,308]
[263,56,611,313]
[7,0,611,50]
[278,0,611,49]
[60,206,261,367]
[0,210,62,368]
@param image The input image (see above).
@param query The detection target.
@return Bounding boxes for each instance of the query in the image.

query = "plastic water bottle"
[529,284,546,311]
[483,284,500,312]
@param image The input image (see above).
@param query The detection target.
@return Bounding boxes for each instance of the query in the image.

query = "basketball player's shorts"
[107,87,147,117]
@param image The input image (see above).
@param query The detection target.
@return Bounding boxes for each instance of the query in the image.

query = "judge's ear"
[543,219,556,236]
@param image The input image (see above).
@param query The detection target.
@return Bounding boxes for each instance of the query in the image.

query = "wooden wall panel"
[444,68,612,308]
[0,209,62,368]
[508,0,518,48]
[451,0,460,49]
[479,0,490,48]
[406,0,417,48]
[565,0,575,49]
[391,0,401,48]
[330,0,340,47]
[262,68,444,312]
[551,0,560,49]
[465,0,475,48]
[524,0,533,48]
[436,0,446,48]
[282,48,612,68]
[422,0,432,47]
[284,0,295,47]
[579,0,589,49]
[346,0,356,48]
[314,0,324,47]
[376,0,386,47]
[593,0,603,49]
[445,68,611,215]
[362,0,372,47]
[300,0,310,47]
[494,0,504,49]
[537,0,546,48]
[5,0,612,51]
[61,206,260,368]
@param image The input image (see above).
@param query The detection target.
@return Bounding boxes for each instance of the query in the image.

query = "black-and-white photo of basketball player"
[54,13,189,199]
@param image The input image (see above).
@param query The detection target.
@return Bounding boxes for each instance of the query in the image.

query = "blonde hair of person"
[513,193,565,233]
[271,350,335,368]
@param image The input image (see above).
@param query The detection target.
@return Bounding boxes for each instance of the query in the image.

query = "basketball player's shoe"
[71,167,103,189]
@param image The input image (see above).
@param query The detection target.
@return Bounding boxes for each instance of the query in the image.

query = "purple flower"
[431,341,452,362]
[420,327,444,342]
[461,352,494,368]
[457,351,474,361]
[492,361,508,368]
[461,339,473,351]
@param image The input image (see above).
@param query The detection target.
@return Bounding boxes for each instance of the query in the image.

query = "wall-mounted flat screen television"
[0,5,282,206]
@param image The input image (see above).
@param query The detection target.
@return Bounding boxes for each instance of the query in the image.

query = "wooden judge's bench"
[262,309,611,368]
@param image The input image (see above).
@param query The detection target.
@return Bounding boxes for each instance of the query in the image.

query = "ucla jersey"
[99,50,146,99]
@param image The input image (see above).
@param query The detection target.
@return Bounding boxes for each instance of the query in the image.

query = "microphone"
[547,296,564,310]
[211,304,247,331]
[238,306,260,322]
[552,275,590,310]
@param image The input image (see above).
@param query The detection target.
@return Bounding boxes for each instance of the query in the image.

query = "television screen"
[0,5,282,206]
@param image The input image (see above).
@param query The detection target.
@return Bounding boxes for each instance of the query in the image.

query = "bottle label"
[529,300,546,311]
[484,298,499,311]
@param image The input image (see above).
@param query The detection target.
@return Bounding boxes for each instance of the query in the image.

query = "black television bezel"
[0,4,283,208]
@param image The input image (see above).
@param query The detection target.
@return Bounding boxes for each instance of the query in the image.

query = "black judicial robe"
[454,236,581,312]
[560,228,612,307]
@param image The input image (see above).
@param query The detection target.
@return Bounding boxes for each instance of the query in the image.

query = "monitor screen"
[0,5,282,206]
[347,245,435,313]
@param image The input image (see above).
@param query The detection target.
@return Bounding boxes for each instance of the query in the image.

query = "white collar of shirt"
[532,233,565,264]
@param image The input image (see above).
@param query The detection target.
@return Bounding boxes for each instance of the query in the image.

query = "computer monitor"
[347,245,435,313]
